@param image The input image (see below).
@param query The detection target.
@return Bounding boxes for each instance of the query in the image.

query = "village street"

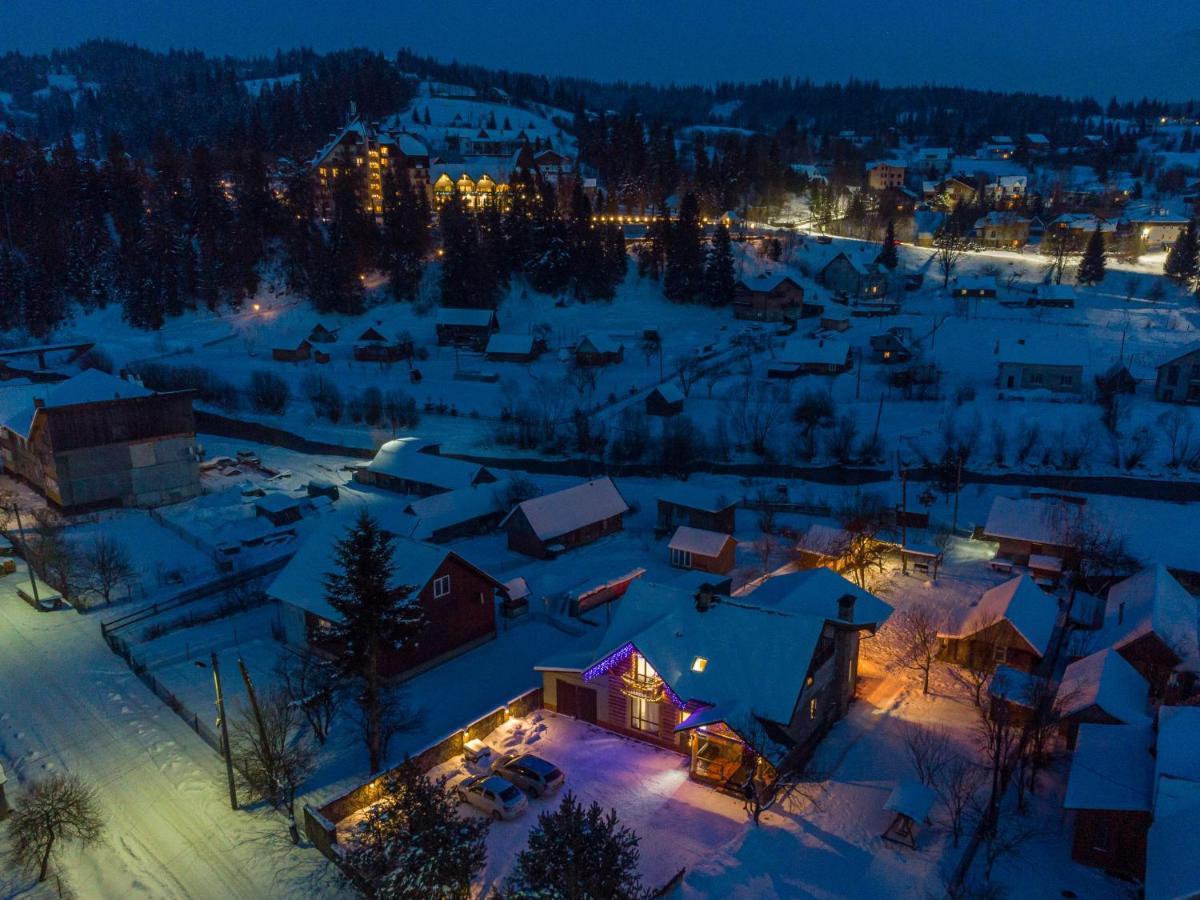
[0,563,344,900]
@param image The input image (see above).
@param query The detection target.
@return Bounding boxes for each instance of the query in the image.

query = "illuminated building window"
[691,656,708,673]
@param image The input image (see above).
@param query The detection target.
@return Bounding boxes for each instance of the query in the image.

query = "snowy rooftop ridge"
[1063,722,1155,812]
[938,575,1058,658]
[0,369,155,438]
[668,526,734,558]
[1099,565,1200,670]
[503,477,628,542]
[1056,648,1151,726]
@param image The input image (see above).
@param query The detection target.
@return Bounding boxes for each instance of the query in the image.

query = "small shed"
[951,276,998,299]
[307,323,339,344]
[485,333,538,363]
[255,493,303,527]
[435,307,499,349]
[646,383,685,417]
[881,781,937,849]
[668,526,737,575]
[272,337,311,363]
[575,333,624,366]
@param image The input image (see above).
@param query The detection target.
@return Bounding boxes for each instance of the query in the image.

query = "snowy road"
[0,566,345,899]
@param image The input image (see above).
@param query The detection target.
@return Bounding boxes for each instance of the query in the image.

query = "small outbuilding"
[645,383,685,417]
[574,333,624,366]
[668,526,737,575]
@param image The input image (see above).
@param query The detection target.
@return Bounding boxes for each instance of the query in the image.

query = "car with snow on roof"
[491,752,565,798]
[453,773,528,820]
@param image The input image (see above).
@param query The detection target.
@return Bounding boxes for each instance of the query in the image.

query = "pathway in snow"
[0,565,345,899]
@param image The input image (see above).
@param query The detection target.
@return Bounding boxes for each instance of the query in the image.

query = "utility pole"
[11,503,39,607]
[212,653,238,810]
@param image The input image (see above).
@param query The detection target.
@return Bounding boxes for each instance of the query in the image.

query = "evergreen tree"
[439,193,500,308]
[1165,218,1199,285]
[663,192,704,302]
[323,511,424,774]
[704,223,736,306]
[498,792,647,900]
[345,759,488,899]
[1077,225,1107,285]
[878,219,899,270]
[308,177,365,314]
[381,169,429,301]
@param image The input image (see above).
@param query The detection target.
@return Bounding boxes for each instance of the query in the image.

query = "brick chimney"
[695,587,715,613]
[837,593,856,623]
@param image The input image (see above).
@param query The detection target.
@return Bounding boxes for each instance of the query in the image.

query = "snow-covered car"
[491,753,565,798]
[454,774,528,821]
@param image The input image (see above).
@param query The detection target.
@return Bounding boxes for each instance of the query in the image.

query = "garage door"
[556,680,597,723]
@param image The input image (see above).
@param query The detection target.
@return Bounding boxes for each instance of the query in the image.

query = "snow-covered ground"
[0,558,348,899]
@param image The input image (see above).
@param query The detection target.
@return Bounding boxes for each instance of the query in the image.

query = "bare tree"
[703,361,730,399]
[83,535,135,606]
[947,655,995,707]
[753,533,777,577]
[673,356,705,398]
[276,651,340,746]
[935,233,966,289]
[1158,407,1195,468]
[1043,229,1073,285]
[7,774,104,882]
[729,714,826,826]
[974,699,1021,836]
[230,687,315,840]
[935,755,985,848]
[900,723,954,786]
[981,814,1043,886]
[792,389,835,460]
[725,378,791,457]
[889,607,944,695]
[836,492,890,588]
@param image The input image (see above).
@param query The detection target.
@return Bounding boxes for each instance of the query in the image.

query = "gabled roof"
[983,495,1080,547]
[1057,648,1150,725]
[820,251,878,278]
[649,382,685,405]
[366,439,491,491]
[795,523,852,558]
[937,575,1058,658]
[1099,566,1199,669]
[503,477,628,542]
[1156,706,1200,795]
[435,307,497,328]
[779,337,851,367]
[741,566,893,630]
[0,370,156,438]
[669,526,734,558]
[1063,722,1155,812]
[737,271,803,293]
[485,333,535,356]
[401,480,510,540]
[656,483,738,513]
[576,333,623,355]
[1156,340,1200,370]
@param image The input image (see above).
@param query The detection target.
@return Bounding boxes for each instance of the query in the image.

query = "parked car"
[454,774,528,820]
[492,752,565,798]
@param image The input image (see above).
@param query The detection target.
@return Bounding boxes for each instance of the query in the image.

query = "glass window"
[433,574,450,598]
[630,696,659,733]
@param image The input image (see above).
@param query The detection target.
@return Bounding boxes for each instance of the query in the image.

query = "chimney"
[695,587,715,613]
[33,398,44,409]
[837,593,856,623]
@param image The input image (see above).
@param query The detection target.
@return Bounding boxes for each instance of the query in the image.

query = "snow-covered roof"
[1156,340,1200,369]
[996,337,1088,368]
[485,333,534,356]
[366,439,490,491]
[1156,706,1200,798]
[401,480,510,540]
[795,524,851,558]
[821,251,877,277]
[504,477,628,541]
[937,575,1058,658]
[268,507,485,621]
[742,566,893,630]
[1146,798,1200,900]
[987,664,1039,707]
[737,271,801,292]
[1057,648,1150,725]
[255,492,303,514]
[435,307,496,328]
[779,338,850,367]
[1063,722,1155,811]
[975,211,1030,228]
[656,483,738,513]
[1098,566,1199,669]
[982,496,1080,546]
[429,156,515,185]
[866,159,906,170]
[576,333,623,355]
[0,370,155,438]
[884,781,936,823]
[1033,283,1077,301]
[669,526,734,558]
[1026,133,1050,144]
[649,382,685,405]
[392,133,429,157]
[953,275,996,291]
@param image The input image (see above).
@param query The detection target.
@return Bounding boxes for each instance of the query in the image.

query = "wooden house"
[656,484,738,535]
[272,337,312,363]
[645,383,685,417]
[273,518,505,680]
[996,340,1086,394]
[818,252,887,299]
[484,334,538,363]
[937,575,1058,673]
[981,495,1083,565]
[502,477,628,559]
[536,570,891,793]
[1029,284,1076,308]
[1094,566,1199,701]
[1055,648,1151,749]
[668,526,737,575]
[435,307,499,349]
[951,276,998,300]
[732,273,806,322]
[772,338,853,377]
[0,369,201,510]
[973,212,1031,249]
[1153,342,1200,404]
[574,333,624,366]
[307,323,339,344]
[355,438,497,497]
[1063,723,1154,880]
[401,480,511,543]
[354,326,412,363]
[869,328,913,364]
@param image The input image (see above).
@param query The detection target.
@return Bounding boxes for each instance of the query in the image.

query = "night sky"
[2,0,1196,102]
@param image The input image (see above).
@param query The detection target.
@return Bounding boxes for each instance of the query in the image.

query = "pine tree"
[1076,225,1107,285]
[498,792,646,900]
[664,192,704,302]
[704,223,736,306]
[323,511,424,774]
[345,759,488,899]
[439,193,500,308]
[1165,218,1199,285]
[878,219,899,270]
[381,169,429,301]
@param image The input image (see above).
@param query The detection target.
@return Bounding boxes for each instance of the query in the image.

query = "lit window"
[809,699,818,719]
[691,657,708,673]
[433,575,450,598]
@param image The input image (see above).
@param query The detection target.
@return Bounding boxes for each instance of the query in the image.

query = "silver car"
[455,774,528,821]
[492,753,565,799]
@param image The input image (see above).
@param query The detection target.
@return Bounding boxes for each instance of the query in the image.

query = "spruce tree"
[1077,225,1107,285]
[878,219,899,270]
[323,511,424,774]
[704,223,736,306]
[664,192,704,302]
[1165,218,1199,285]
[498,792,646,900]
[381,169,429,301]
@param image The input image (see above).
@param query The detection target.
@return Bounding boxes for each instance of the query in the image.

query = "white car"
[491,752,566,799]
[455,774,528,821]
